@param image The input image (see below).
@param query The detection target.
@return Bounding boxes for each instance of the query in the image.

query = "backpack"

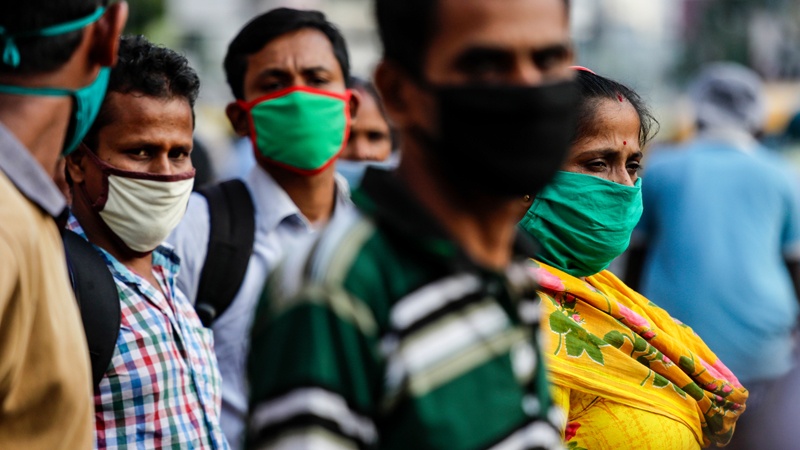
[62,228,120,390]
[193,179,256,327]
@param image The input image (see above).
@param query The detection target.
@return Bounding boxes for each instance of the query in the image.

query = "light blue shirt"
[0,122,66,217]
[636,133,800,383]
[167,165,350,450]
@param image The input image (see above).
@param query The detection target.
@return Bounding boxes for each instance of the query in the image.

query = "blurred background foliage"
[677,0,800,81]
[123,0,165,36]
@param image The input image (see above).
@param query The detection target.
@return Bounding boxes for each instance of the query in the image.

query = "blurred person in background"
[626,62,800,449]
[0,1,126,448]
[217,136,256,182]
[168,9,358,449]
[65,35,228,449]
[192,136,217,191]
[521,67,747,449]
[762,110,800,172]
[336,76,398,188]
[246,0,578,448]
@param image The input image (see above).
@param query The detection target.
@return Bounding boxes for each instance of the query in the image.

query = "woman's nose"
[612,167,635,186]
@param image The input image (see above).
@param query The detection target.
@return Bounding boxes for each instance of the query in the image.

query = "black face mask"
[414,80,580,198]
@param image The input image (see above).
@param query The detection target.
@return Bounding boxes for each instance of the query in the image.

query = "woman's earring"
[523,194,532,202]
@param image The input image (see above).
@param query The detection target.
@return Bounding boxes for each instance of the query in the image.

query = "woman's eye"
[627,162,642,173]
[586,160,607,171]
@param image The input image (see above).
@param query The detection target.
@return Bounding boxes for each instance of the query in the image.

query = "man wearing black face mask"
[247,0,578,449]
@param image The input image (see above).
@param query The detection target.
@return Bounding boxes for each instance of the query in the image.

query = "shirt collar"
[354,167,538,273]
[0,122,67,217]
[245,164,352,233]
[66,213,181,285]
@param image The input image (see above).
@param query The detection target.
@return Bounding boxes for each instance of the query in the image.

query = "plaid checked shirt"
[67,216,229,449]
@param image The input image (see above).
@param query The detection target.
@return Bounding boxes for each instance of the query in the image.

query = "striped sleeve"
[247,278,382,450]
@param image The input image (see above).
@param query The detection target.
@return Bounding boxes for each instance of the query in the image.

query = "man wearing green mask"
[246,0,577,448]
[167,8,359,450]
[0,1,127,448]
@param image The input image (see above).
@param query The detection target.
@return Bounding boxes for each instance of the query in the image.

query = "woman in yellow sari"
[519,67,748,449]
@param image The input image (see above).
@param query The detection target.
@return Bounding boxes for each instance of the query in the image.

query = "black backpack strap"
[195,179,256,327]
[61,228,121,390]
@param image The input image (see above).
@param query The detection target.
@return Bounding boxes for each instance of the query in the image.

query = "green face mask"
[519,171,643,277]
[0,7,110,156]
[238,86,351,175]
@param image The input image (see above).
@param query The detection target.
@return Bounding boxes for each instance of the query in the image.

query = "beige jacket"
[0,171,93,449]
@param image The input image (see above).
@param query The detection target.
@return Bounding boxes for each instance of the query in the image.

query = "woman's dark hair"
[224,8,351,100]
[574,69,659,148]
[0,0,106,75]
[349,75,399,150]
[350,76,387,121]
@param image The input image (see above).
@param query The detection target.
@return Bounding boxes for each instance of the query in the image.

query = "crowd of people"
[0,0,797,449]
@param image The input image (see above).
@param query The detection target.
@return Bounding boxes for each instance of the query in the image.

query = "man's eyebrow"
[254,68,292,80]
[112,139,160,149]
[112,139,191,150]
[453,46,514,67]
[254,66,333,79]
[531,43,571,59]
[301,66,332,73]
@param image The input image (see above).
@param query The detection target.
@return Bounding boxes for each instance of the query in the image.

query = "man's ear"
[65,149,87,185]
[374,60,417,129]
[88,2,129,67]
[348,88,362,122]
[226,102,251,137]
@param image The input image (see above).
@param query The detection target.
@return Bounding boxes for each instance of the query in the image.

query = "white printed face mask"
[81,146,195,253]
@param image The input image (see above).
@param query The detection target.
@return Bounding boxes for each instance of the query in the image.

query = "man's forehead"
[246,28,339,73]
[431,0,569,50]
[105,91,189,117]
[99,93,193,140]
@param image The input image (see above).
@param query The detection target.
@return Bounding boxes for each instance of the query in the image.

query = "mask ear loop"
[570,66,596,74]
[0,7,106,68]
[75,143,111,211]
[0,28,20,68]
[239,88,353,176]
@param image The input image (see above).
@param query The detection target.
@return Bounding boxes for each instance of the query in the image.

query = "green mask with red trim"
[238,86,352,175]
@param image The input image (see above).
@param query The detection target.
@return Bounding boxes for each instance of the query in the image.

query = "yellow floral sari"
[530,260,748,448]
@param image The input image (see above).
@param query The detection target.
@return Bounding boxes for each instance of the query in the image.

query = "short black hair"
[574,69,659,148]
[0,0,106,75]
[376,0,570,77]
[224,8,351,100]
[84,35,200,148]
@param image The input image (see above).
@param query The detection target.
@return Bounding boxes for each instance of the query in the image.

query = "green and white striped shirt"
[248,169,564,450]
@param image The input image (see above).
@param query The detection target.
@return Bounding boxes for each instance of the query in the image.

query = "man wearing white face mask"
[65,35,229,449]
